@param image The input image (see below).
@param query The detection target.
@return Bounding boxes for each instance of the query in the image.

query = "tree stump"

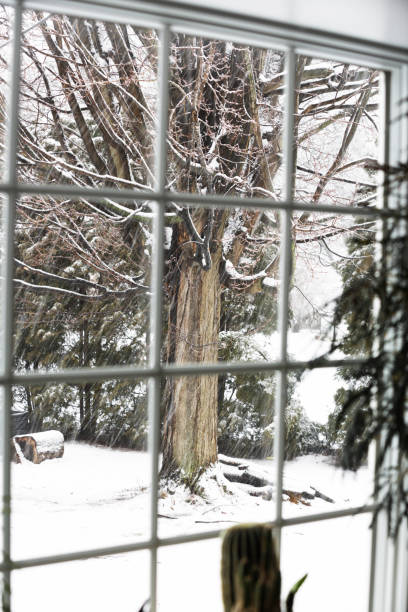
[12,431,64,464]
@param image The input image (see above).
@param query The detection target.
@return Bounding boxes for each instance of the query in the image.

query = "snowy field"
[10,331,374,612]
[10,322,372,611]
[11,440,373,612]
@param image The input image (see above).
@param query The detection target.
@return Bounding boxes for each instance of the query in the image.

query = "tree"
[325,160,408,532]
[2,11,379,483]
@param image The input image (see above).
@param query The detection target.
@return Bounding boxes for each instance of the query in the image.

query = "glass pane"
[14,196,151,371]
[0,193,5,369]
[157,539,222,611]
[12,380,149,558]
[18,11,157,190]
[12,551,150,612]
[0,387,4,556]
[168,34,285,199]
[162,205,282,366]
[281,515,371,612]
[158,374,276,538]
[289,212,377,361]
[293,56,380,208]
[0,6,13,181]
[282,367,374,517]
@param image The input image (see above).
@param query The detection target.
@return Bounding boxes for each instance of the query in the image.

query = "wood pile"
[12,430,64,464]
[218,454,335,505]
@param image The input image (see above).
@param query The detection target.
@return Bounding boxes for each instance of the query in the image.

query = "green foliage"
[14,194,150,444]
[89,380,148,449]
[329,194,408,532]
[218,334,328,459]
[329,220,377,455]
[12,381,148,449]
[333,221,376,357]
[221,285,278,336]
[285,400,330,460]
[13,384,77,436]
[221,524,306,612]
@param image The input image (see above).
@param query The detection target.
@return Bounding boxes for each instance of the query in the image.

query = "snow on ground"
[10,331,362,610]
[11,442,373,612]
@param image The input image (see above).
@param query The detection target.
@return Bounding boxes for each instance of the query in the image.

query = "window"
[1,2,407,611]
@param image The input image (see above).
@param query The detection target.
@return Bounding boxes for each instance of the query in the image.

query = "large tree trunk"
[161,212,227,483]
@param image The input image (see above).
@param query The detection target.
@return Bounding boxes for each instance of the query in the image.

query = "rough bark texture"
[162,212,227,481]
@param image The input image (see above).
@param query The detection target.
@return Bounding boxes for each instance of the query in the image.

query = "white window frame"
[1,1,407,611]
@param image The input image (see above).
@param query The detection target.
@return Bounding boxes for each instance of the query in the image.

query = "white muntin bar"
[368,66,390,612]
[1,181,401,218]
[4,501,378,572]
[392,61,408,612]
[272,46,296,558]
[7,357,369,386]
[369,63,405,612]
[387,63,408,612]
[21,0,408,64]
[1,2,23,609]
[147,23,170,612]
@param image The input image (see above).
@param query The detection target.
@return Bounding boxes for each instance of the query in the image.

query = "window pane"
[162,204,282,366]
[12,381,149,558]
[282,367,374,517]
[292,56,381,208]
[157,539,222,611]
[158,374,276,538]
[14,196,151,372]
[289,212,378,361]
[12,551,150,612]
[0,5,14,181]
[18,11,157,190]
[0,193,6,370]
[281,515,371,612]
[168,34,285,199]
[0,387,4,556]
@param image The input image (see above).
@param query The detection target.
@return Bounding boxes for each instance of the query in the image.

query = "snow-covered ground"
[11,442,373,612]
[10,328,366,611]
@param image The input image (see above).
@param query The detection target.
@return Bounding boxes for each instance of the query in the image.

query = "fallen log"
[311,486,335,504]
[218,453,335,506]
[247,486,273,501]
[223,469,270,488]
[12,431,64,464]
[218,454,249,470]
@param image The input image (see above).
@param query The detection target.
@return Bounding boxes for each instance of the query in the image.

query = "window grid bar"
[1,357,371,388]
[11,0,407,70]
[3,502,379,573]
[4,357,369,386]
[385,61,408,612]
[1,183,400,218]
[3,0,407,68]
[370,63,405,612]
[147,23,170,612]
[393,61,408,612]
[1,2,23,610]
[168,20,402,73]
[19,0,408,64]
[272,47,296,557]
[367,66,392,612]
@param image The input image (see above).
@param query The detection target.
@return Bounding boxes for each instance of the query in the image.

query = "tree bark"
[161,211,227,482]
